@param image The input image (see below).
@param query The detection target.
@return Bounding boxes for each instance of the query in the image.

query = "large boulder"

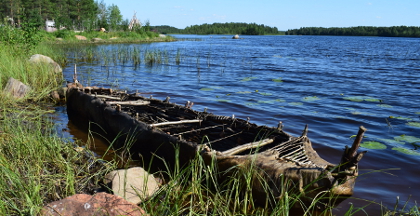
[29,54,62,73]
[41,193,147,216]
[104,167,159,205]
[75,35,87,40]
[232,34,240,39]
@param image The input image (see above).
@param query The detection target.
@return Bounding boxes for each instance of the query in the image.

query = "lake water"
[57,35,420,214]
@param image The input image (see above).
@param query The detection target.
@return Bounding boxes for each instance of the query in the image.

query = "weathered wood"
[93,95,121,100]
[349,126,367,158]
[106,100,150,106]
[149,119,202,127]
[3,77,31,98]
[221,138,275,156]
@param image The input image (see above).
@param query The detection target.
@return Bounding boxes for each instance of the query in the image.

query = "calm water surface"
[57,35,420,214]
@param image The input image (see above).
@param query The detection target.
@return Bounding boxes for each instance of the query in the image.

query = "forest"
[151,22,284,35]
[286,26,420,37]
[0,0,127,31]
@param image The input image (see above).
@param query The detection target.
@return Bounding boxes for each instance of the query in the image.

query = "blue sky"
[102,0,420,30]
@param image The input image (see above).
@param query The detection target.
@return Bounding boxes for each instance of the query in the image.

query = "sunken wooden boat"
[66,84,367,209]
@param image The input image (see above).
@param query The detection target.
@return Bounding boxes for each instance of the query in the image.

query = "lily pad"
[245,102,259,106]
[394,135,420,144]
[240,77,257,82]
[200,88,214,91]
[302,96,320,102]
[364,98,381,102]
[392,147,420,156]
[258,100,275,104]
[211,86,224,89]
[236,91,252,94]
[343,96,364,102]
[259,92,272,96]
[406,122,420,128]
[216,99,231,103]
[377,104,393,108]
[389,116,412,121]
[289,102,303,106]
[272,78,283,83]
[343,96,381,103]
[361,141,387,150]
[258,99,285,104]
[274,99,286,102]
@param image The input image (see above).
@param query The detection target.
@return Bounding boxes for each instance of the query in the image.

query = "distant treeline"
[286,26,420,37]
[151,22,284,35]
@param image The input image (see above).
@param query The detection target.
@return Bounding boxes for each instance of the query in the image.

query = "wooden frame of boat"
[66,84,367,209]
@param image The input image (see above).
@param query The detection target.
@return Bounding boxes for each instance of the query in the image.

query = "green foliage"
[107,4,123,31]
[286,26,420,37]
[151,23,284,35]
[183,22,284,35]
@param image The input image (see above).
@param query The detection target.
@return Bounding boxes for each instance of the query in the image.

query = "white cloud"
[376,16,382,19]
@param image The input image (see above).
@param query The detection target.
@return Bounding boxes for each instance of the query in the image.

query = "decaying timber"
[66,85,367,209]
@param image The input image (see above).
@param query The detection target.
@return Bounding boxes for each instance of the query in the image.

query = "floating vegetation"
[272,78,283,83]
[240,77,257,82]
[394,135,420,144]
[364,98,381,102]
[343,96,364,102]
[200,88,214,91]
[415,112,420,115]
[361,141,387,150]
[351,111,375,116]
[377,104,393,108]
[216,99,231,102]
[259,92,272,96]
[302,96,320,102]
[389,116,413,121]
[343,96,381,102]
[257,99,285,104]
[406,122,420,128]
[245,102,259,106]
[289,102,303,106]
[377,138,405,145]
[236,91,252,94]
[392,147,420,156]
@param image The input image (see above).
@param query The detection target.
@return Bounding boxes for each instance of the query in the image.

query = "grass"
[49,29,175,43]
[0,41,116,214]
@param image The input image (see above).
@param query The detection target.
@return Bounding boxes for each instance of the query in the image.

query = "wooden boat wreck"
[66,84,367,210]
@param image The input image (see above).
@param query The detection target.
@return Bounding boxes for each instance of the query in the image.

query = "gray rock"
[29,54,62,73]
[232,34,240,39]
[92,37,103,42]
[3,77,31,98]
[104,167,159,205]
